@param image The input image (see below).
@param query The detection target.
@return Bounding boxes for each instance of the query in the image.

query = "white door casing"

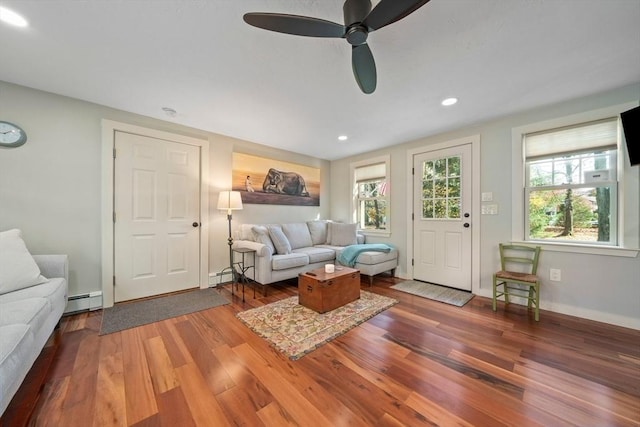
[412,142,475,291]
[101,121,209,308]
[114,132,201,302]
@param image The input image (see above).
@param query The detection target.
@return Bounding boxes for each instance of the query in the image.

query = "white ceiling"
[1,0,639,160]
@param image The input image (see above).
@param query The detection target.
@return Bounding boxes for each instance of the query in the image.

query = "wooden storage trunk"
[298,267,360,313]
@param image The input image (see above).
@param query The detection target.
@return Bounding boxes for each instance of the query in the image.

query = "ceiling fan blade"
[243,13,345,38]
[362,0,430,31]
[352,44,376,94]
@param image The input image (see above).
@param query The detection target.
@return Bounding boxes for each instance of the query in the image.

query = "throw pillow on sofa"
[307,220,330,246]
[268,226,292,254]
[328,223,358,246]
[251,226,276,255]
[0,229,47,294]
[282,223,313,249]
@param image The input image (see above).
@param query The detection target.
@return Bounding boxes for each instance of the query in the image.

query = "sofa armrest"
[232,240,271,257]
[33,254,69,281]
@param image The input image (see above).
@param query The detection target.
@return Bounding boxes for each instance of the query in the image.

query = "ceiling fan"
[243,0,431,94]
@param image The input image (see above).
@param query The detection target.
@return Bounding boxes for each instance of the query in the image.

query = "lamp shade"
[217,191,243,213]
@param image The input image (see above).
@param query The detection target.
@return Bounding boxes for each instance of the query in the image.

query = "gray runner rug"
[100,288,229,335]
[390,280,474,307]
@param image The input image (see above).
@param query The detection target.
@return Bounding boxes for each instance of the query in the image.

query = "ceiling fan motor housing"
[344,0,371,27]
[344,0,371,45]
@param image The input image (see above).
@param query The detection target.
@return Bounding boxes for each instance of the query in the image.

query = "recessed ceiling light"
[441,97,458,106]
[0,7,28,27]
[338,135,348,141]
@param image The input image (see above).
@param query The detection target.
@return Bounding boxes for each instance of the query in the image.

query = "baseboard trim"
[475,288,639,330]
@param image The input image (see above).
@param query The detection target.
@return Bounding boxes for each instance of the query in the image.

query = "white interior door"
[114,131,201,302]
[413,144,472,290]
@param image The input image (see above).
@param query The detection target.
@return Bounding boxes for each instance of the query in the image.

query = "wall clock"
[0,121,27,148]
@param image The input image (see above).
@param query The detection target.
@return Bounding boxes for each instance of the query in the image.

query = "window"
[420,155,461,219]
[524,118,618,245]
[352,157,390,233]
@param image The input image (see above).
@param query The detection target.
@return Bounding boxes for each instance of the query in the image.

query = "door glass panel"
[421,155,462,220]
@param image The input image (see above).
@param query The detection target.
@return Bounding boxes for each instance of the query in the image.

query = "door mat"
[100,288,229,335]
[236,290,397,360]
[390,280,474,307]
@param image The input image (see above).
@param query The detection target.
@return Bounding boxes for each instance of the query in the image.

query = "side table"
[232,247,256,302]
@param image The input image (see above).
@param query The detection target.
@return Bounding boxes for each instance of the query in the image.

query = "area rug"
[236,291,397,360]
[390,280,474,307]
[100,288,229,335]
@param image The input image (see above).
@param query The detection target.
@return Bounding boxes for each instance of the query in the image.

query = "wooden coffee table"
[298,266,360,313]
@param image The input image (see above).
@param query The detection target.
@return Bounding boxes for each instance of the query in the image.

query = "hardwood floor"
[2,275,639,426]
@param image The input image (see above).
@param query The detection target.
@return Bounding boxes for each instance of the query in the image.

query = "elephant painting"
[262,168,310,197]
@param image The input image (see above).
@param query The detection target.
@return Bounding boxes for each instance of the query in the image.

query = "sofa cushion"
[268,226,292,255]
[282,223,313,250]
[0,229,47,295]
[251,226,275,255]
[353,249,398,265]
[271,253,308,270]
[307,220,329,246]
[0,324,35,412]
[292,247,336,264]
[328,223,358,246]
[0,298,50,332]
[0,278,66,304]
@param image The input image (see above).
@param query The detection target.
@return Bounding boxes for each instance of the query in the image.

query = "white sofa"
[0,230,68,416]
[231,221,398,293]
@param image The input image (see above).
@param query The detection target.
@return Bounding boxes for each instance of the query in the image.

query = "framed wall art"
[232,153,320,206]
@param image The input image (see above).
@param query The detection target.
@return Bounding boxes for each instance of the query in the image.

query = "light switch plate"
[482,192,493,202]
[481,204,498,215]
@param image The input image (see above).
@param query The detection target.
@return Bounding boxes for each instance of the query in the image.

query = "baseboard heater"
[209,271,234,286]
[65,291,102,314]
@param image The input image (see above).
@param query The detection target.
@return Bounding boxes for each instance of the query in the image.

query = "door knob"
[463,223,470,228]
[464,213,470,218]
[192,222,200,227]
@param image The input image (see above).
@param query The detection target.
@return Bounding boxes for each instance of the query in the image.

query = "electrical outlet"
[550,268,561,282]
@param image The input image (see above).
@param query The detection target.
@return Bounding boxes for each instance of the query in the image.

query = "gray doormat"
[100,288,229,335]
[390,280,474,307]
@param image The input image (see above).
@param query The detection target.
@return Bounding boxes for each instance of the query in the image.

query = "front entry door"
[413,144,472,290]
[114,131,201,302]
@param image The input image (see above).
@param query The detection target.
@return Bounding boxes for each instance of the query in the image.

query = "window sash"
[524,183,618,245]
[357,178,388,230]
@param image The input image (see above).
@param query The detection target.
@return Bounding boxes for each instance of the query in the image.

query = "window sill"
[512,240,639,258]
[360,230,391,238]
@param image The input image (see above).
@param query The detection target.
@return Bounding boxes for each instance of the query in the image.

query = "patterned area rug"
[237,291,397,360]
[390,280,474,307]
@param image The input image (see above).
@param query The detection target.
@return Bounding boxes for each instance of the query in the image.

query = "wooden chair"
[492,244,542,321]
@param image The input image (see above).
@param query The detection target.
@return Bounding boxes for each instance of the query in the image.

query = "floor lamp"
[217,191,243,284]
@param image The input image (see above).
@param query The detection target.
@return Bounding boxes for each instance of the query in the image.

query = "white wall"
[330,83,640,329]
[0,81,330,299]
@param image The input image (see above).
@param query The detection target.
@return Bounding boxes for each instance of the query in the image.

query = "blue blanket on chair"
[337,244,393,267]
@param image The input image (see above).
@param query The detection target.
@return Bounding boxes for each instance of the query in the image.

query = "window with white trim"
[352,157,390,232]
[524,118,618,244]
